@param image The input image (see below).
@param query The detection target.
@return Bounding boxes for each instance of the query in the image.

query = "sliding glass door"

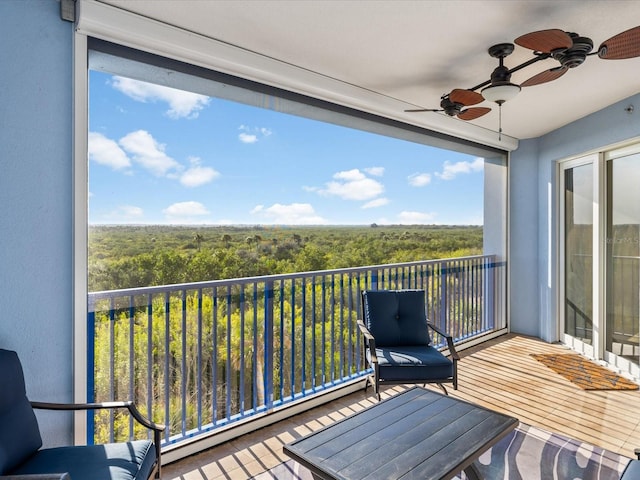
[564,162,594,345]
[561,144,640,376]
[605,150,640,369]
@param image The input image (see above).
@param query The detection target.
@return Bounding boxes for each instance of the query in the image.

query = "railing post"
[439,261,448,336]
[264,280,274,411]
[86,307,95,445]
[486,255,496,330]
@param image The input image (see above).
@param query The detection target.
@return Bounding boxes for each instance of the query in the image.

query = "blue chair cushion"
[362,290,431,347]
[10,440,156,480]
[622,459,640,479]
[0,349,43,474]
[369,345,453,381]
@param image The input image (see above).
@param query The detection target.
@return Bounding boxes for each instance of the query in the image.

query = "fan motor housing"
[553,35,593,68]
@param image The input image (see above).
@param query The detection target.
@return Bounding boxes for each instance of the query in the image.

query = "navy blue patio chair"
[357,289,459,400]
[0,349,165,480]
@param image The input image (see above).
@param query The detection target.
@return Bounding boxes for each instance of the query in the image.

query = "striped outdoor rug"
[531,353,638,390]
[252,424,631,480]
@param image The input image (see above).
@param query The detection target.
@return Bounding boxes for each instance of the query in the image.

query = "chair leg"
[438,383,449,396]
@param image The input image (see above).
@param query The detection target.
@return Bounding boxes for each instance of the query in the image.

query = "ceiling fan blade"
[598,25,640,59]
[515,29,573,53]
[457,107,491,121]
[521,67,568,87]
[404,108,442,113]
[449,89,484,106]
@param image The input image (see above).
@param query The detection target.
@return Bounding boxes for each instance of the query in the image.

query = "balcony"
[161,334,640,479]
[86,254,640,479]
[87,255,506,453]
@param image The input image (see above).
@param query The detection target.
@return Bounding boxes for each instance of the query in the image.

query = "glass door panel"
[564,164,594,343]
[606,153,640,365]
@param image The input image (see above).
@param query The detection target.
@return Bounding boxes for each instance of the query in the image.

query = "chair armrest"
[0,475,70,480]
[31,401,165,433]
[357,319,378,365]
[635,448,640,460]
[427,322,460,361]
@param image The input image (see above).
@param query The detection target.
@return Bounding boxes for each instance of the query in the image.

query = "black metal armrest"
[0,475,70,480]
[31,401,165,478]
[357,318,378,365]
[427,323,460,361]
[635,447,640,460]
[31,401,164,433]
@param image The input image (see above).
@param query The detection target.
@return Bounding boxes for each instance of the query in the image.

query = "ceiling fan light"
[481,82,521,104]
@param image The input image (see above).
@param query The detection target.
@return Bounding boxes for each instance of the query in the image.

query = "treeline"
[89,225,483,291]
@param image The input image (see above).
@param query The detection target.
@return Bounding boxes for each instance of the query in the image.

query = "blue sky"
[88,70,484,226]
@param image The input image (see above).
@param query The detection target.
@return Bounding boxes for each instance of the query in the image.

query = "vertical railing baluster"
[197,288,203,430]
[279,279,285,402]
[225,286,232,421]
[212,286,218,425]
[163,291,170,443]
[86,304,96,444]
[311,276,317,391]
[330,274,336,382]
[181,289,187,436]
[128,295,134,438]
[290,280,295,399]
[146,293,153,436]
[109,296,115,443]
[301,277,307,394]
[239,287,245,414]
[252,282,258,411]
[321,275,327,385]
[264,280,274,411]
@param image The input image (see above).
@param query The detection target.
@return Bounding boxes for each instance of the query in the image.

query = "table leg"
[463,462,482,480]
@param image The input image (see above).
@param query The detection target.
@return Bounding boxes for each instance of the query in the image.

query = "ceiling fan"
[405,25,640,122]
[516,26,640,86]
[405,89,491,120]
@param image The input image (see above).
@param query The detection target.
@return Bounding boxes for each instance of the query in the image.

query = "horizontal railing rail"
[87,254,506,447]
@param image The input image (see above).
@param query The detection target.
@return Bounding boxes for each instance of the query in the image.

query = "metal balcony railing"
[87,254,506,447]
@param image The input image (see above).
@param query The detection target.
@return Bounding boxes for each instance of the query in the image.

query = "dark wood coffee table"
[284,387,518,480]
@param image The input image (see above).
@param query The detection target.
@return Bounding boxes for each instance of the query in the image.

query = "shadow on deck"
[163,334,640,480]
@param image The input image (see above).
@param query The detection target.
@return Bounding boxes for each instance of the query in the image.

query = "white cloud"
[239,132,258,144]
[88,132,131,170]
[365,167,384,177]
[251,203,327,225]
[362,198,389,209]
[318,169,384,200]
[397,211,436,224]
[408,172,432,187]
[111,76,210,119]
[119,130,182,177]
[180,157,220,187]
[162,201,210,223]
[103,205,144,222]
[238,125,272,144]
[435,157,484,180]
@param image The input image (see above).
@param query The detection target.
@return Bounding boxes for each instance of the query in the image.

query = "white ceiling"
[95,0,640,144]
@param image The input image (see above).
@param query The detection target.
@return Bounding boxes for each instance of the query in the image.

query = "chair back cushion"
[0,349,43,474]
[362,290,431,347]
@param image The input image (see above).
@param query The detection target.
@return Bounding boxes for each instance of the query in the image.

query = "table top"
[283,387,518,480]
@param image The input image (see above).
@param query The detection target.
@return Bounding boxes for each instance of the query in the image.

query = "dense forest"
[89,224,483,291]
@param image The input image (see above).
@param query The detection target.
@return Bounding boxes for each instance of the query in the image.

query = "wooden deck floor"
[163,334,640,480]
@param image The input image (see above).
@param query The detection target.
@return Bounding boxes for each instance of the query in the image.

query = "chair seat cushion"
[370,345,454,381]
[10,440,156,480]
